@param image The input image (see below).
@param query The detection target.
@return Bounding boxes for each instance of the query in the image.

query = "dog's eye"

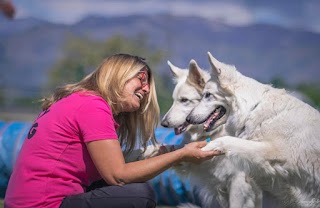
[180,98,189,103]
[204,92,212,99]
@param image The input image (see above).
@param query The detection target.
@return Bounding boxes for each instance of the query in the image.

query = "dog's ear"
[167,60,184,79]
[207,51,238,92]
[207,51,222,77]
[187,59,206,88]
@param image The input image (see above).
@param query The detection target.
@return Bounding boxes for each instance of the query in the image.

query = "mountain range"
[0,14,320,100]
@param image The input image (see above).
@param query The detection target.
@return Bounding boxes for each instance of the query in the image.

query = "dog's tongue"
[204,110,220,130]
[174,122,189,135]
[174,127,182,135]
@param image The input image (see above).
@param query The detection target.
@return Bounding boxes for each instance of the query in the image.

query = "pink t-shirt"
[5,92,119,208]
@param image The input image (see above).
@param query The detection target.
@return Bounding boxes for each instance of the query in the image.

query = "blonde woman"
[5,54,219,208]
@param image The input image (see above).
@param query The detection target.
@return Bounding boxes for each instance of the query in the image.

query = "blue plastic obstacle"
[0,121,200,206]
[0,121,32,197]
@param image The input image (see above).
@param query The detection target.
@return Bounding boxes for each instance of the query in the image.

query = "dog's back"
[244,87,320,205]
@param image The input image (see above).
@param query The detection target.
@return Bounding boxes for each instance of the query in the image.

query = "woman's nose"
[142,84,150,94]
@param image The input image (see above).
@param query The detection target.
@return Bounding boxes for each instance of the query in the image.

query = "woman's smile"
[121,69,150,112]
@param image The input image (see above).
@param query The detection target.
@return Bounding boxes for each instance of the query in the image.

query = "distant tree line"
[43,33,320,112]
[271,77,320,108]
[1,34,320,115]
[45,33,174,114]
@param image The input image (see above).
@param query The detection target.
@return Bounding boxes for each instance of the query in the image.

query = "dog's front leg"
[202,136,280,176]
[229,172,262,208]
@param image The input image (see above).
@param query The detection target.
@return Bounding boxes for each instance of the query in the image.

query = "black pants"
[60,180,157,208]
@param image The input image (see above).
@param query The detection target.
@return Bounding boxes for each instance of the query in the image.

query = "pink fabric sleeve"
[75,96,119,142]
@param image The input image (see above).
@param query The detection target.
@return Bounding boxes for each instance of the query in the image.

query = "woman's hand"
[180,140,222,164]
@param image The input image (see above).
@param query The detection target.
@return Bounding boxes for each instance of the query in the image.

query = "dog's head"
[186,52,238,132]
[161,59,210,136]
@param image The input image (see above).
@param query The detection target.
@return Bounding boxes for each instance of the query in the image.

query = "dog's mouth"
[203,106,226,132]
[174,122,190,135]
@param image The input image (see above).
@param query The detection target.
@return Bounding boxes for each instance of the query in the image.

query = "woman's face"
[121,68,150,112]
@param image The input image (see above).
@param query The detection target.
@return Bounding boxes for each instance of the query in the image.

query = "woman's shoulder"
[72,91,111,110]
[69,91,102,102]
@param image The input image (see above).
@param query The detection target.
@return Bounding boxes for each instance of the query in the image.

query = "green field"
[0,199,3,207]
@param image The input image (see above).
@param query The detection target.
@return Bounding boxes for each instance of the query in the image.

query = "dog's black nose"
[186,116,191,123]
[186,115,193,124]
[161,120,169,128]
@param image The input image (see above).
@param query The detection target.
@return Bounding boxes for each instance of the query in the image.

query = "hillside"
[0,14,320,100]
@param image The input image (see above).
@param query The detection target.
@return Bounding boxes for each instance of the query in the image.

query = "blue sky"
[11,0,320,33]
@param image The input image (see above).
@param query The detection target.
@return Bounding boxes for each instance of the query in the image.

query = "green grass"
[0,199,3,207]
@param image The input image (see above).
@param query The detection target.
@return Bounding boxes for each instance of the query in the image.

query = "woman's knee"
[129,183,156,208]
[93,182,157,205]
[96,182,157,208]
[125,182,157,201]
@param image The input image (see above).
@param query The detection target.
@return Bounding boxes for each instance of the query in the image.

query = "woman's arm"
[86,139,219,185]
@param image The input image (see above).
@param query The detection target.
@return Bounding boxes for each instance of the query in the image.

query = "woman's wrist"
[172,147,186,164]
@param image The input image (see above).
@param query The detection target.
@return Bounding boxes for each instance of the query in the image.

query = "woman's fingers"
[197,140,209,148]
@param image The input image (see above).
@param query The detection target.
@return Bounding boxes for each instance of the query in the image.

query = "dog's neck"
[226,75,273,136]
[187,124,226,141]
[236,76,270,110]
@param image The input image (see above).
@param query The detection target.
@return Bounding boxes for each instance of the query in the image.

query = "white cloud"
[166,2,254,26]
[12,0,320,33]
[14,0,254,25]
[254,8,292,26]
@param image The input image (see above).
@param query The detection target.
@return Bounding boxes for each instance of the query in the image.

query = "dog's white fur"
[187,52,320,208]
[161,60,263,208]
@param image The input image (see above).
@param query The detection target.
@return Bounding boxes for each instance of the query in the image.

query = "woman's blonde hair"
[42,54,160,153]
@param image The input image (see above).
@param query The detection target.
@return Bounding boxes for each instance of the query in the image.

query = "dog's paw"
[201,139,225,153]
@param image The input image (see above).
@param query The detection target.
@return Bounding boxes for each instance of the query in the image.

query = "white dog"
[161,60,263,208]
[187,52,320,208]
